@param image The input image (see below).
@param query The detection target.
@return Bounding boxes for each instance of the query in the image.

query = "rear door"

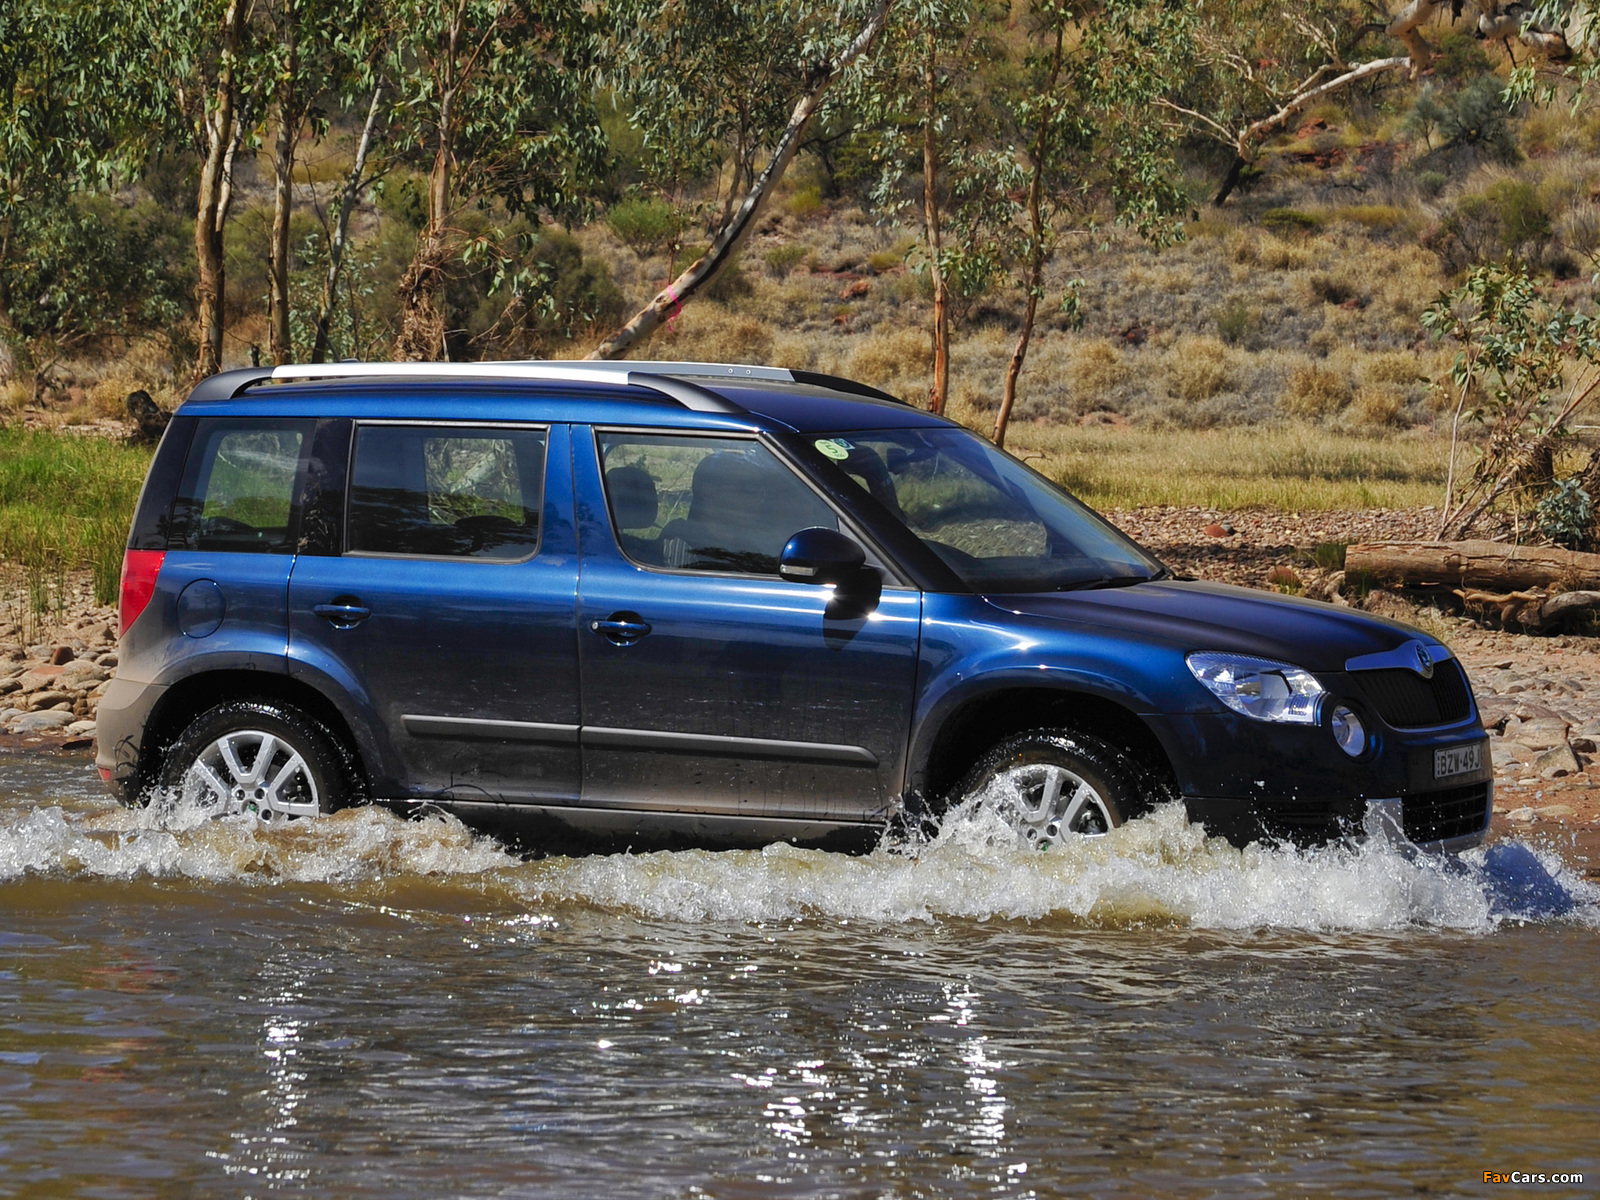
[574,427,922,824]
[287,420,581,804]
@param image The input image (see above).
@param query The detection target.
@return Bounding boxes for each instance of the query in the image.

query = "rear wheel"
[953,730,1142,847]
[156,700,347,822]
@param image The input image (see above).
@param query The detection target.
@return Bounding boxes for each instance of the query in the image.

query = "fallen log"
[1345,540,1600,592]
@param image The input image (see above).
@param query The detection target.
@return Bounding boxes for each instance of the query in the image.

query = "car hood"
[983,579,1429,673]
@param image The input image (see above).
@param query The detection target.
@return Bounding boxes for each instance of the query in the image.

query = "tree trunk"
[587,1,889,361]
[312,85,383,363]
[193,0,246,382]
[396,83,456,362]
[1212,156,1248,207]
[1345,539,1600,592]
[922,30,949,416]
[994,24,1063,449]
[268,52,299,366]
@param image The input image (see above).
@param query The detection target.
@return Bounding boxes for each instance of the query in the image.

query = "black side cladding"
[127,416,196,550]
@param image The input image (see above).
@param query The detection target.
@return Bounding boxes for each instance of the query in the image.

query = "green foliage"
[1212,297,1254,345]
[1535,477,1593,547]
[1261,208,1322,236]
[1439,76,1519,161]
[1433,180,1552,272]
[1434,31,1494,82]
[1422,265,1600,536]
[605,196,685,258]
[763,243,811,277]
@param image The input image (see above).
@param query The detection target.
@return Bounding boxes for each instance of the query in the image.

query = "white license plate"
[1434,743,1482,780]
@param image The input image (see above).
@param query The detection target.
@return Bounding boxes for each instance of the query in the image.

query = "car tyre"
[156,699,347,822]
[952,729,1143,846]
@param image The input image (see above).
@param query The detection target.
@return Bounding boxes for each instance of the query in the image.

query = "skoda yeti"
[96,360,1492,853]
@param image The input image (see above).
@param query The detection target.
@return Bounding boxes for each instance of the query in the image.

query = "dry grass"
[1281,365,1353,417]
[1008,422,1448,512]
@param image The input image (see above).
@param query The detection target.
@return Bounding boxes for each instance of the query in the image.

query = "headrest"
[607,464,659,530]
[689,451,772,514]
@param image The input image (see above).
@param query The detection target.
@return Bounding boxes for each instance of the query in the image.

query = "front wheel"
[156,700,347,822]
[953,730,1142,847]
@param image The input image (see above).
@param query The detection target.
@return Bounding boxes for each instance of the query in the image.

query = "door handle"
[590,612,651,645]
[313,601,371,629]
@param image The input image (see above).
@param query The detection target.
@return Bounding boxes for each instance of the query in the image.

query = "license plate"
[1434,742,1482,780]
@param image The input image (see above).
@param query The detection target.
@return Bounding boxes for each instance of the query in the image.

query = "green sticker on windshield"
[815,438,851,460]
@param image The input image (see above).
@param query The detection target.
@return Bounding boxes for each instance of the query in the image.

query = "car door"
[287,420,580,805]
[574,426,922,824]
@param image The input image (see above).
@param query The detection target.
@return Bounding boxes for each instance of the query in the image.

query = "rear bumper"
[1184,780,1492,852]
[93,676,167,804]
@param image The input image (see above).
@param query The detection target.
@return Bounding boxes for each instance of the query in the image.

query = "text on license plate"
[1434,743,1482,779]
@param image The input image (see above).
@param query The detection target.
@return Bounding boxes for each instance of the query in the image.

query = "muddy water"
[2,754,1598,1198]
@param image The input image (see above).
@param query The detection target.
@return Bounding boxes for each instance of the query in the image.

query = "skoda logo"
[1415,643,1434,679]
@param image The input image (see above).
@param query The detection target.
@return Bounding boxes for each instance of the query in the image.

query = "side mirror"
[779,527,866,586]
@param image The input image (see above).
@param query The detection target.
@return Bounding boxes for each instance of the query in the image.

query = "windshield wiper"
[1070,571,1164,591]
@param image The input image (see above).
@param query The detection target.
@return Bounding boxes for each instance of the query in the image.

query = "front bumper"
[1184,780,1492,852]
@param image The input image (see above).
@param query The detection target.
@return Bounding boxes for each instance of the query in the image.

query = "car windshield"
[810,427,1164,593]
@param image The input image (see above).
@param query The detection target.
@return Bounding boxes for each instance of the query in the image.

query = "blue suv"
[96,361,1492,853]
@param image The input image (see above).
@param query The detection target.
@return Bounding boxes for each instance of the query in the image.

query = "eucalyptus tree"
[384,0,607,362]
[843,0,1011,414]
[587,0,891,361]
[0,0,146,378]
[991,0,1190,447]
[260,0,376,365]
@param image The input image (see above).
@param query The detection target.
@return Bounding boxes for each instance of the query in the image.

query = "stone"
[1534,742,1582,779]
[0,679,18,696]
[1203,523,1233,538]
[1509,717,1570,750]
[26,690,71,710]
[12,710,74,733]
[48,645,74,665]
[1573,736,1597,754]
[64,720,96,737]
[1506,806,1538,822]
[60,660,107,685]
[17,665,64,692]
[96,652,118,669]
[1536,803,1576,819]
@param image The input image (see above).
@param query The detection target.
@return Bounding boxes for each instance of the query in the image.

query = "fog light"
[1331,705,1365,757]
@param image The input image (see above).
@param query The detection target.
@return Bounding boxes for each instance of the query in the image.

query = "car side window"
[348,425,546,560]
[598,432,837,575]
[169,418,315,553]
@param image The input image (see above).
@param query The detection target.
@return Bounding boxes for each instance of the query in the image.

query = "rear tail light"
[118,549,165,638]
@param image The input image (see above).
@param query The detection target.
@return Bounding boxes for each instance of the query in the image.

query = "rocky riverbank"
[5,514,1599,873]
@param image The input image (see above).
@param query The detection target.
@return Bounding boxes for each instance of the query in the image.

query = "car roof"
[175,360,955,435]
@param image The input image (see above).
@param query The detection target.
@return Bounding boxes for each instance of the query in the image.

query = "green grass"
[0,427,153,604]
[1008,423,1448,512]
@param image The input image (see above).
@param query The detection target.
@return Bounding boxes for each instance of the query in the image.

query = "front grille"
[1257,798,1365,846]
[1352,659,1473,728]
[1402,782,1491,843]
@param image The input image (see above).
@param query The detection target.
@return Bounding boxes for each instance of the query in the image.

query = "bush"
[1349,384,1405,428]
[1281,366,1352,417]
[1440,76,1519,161]
[605,196,684,257]
[1070,340,1128,410]
[1260,208,1322,237]
[762,243,809,277]
[1211,297,1254,345]
[1416,170,1449,198]
[1164,336,1233,403]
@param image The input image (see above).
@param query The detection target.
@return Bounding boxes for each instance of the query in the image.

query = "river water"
[1,751,1597,1199]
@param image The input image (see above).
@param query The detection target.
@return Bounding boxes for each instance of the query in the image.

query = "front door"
[575,427,922,824]
[287,420,580,804]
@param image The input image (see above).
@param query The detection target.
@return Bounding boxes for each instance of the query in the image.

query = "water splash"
[3,792,1592,933]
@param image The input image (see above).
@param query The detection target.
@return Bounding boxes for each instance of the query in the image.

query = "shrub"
[1260,208,1322,236]
[1070,339,1128,409]
[1281,365,1352,417]
[605,196,684,258]
[762,243,809,277]
[1164,336,1233,403]
[1440,76,1518,161]
[1211,297,1254,345]
[866,249,902,274]
[1416,170,1449,198]
[847,327,931,389]
[1363,352,1423,386]
[1349,384,1406,428]
[1308,275,1361,306]
[788,185,824,219]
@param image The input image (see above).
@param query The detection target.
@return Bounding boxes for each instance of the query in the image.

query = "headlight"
[1330,704,1366,757]
[1186,652,1325,725]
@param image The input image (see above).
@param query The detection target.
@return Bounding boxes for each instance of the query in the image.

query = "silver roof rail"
[184,358,906,409]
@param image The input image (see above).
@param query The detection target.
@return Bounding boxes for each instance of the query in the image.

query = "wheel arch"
[910,685,1180,811]
[139,670,371,801]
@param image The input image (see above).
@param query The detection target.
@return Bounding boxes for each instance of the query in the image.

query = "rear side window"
[348,425,546,559]
[169,419,315,553]
[598,432,836,574]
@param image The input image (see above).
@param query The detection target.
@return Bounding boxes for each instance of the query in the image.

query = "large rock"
[60,660,108,686]
[1508,717,1570,750]
[17,665,64,693]
[1535,743,1582,779]
[26,690,71,710]
[13,710,74,733]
